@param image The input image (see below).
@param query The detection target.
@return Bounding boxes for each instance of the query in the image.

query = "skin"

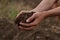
[16,0,60,30]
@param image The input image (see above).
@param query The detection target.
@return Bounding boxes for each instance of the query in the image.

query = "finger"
[19,26,35,30]
[22,27,34,30]
[18,26,24,30]
[28,18,40,26]
[26,13,36,22]
[20,18,39,26]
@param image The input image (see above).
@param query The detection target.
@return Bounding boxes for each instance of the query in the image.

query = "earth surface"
[0,16,60,40]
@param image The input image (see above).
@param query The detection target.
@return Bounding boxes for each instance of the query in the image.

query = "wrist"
[42,11,49,18]
[46,10,54,17]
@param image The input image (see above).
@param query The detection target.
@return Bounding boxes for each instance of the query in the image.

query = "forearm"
[47,6,60,17]
[33,0,56,12]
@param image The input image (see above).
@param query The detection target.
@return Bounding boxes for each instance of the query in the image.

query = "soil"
[0,17,60,40]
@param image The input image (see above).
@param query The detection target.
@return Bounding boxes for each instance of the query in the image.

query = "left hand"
[19,11,48,30]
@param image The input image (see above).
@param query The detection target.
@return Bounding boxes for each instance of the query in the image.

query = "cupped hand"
[19,11,48,30]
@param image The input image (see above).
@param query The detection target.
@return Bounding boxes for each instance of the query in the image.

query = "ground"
[0,0,60,40]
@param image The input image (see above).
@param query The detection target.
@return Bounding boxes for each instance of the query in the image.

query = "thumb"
[26,14,36,22]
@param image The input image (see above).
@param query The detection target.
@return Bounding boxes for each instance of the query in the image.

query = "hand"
[16,10,36,30]
[19,11,48,30]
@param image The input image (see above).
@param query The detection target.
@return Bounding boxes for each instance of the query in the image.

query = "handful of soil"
[15,11,35,28]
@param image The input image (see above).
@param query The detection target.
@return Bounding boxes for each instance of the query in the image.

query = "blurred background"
[0,0,41,21]
[0,0,60,40]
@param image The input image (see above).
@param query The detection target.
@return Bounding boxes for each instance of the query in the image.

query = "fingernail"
[26,20,29,22]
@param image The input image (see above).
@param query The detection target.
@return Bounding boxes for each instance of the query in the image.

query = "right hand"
[16,10,48,30]
[16,10,35,30]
